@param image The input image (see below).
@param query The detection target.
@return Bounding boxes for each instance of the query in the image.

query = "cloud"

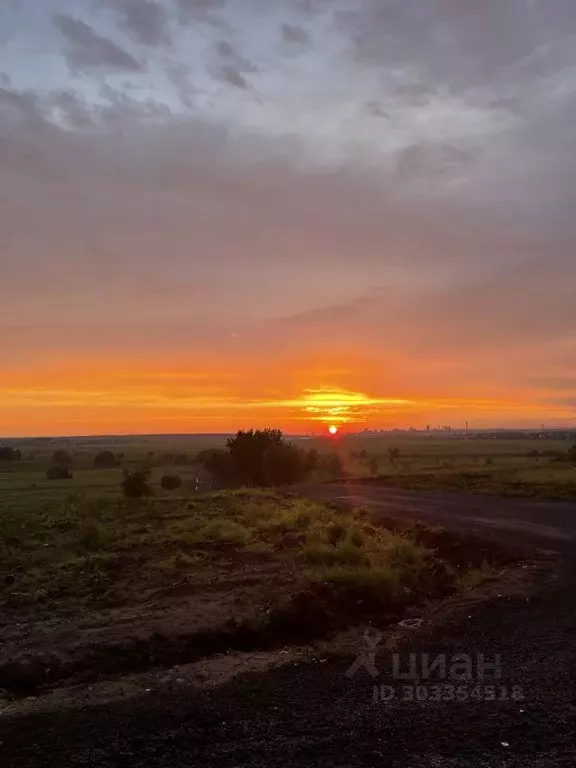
[219,64,247,89]
[54,14,143,72]
[176,0,227,27]
[281,23,310,46]
[213,38,256,89]
[2,0,576,430]
[165,62,194,107]
[101,0,172,47]
[45,90,95,129]
[215,40,235,57]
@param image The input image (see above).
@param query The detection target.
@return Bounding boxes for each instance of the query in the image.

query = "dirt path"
[2,487,576,766]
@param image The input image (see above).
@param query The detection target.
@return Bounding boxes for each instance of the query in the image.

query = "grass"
[2,435,576,508]
[0,489,518,694]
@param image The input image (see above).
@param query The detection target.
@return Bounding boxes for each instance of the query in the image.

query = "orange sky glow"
[2,0,576,438]
[1,356,572,437]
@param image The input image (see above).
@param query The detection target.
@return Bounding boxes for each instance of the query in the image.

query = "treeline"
[528,445,576,463]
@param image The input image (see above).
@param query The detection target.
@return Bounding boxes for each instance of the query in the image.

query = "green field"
[2,434,576,510]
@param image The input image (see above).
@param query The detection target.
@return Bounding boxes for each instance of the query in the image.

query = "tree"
[368,456,379,476]
[46,465,72,480]
[226,429,284,487]
[53,449,73,465]
[262,442,307,486]
[323,452,345,479]
[161,474,182,491]
[567,445,576,464]
[305,448,321,473]
[0,446,21,461]
[94,450,119,469]
[121,468,153,498]
[196,448,236,486]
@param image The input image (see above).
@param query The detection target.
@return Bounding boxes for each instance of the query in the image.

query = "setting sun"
[328,425,338,435]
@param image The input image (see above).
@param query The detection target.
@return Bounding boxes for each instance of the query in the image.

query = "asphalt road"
[2,486,576,767]
[302,482,576,553]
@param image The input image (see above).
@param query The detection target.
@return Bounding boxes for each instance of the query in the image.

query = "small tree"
[0,446,21,461]
[94,450,119,469]
[263,443,307,486]
[121,468,153,498]
[226,429,284,487]
[305,448,321,473]
[161,474,182,491]
[46,465,72,480]
[567,445,576,464]
[197,448,236,487]
[368,456,379,476]
[53,449,73,465]
[323,452,345,479]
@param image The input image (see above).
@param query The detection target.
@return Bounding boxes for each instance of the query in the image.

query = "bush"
[121,468,153,498]
[226,429,311,487]
[94,450,119,469]
[0,446,21,461]
[196,448,236,486]
[263,442,308,486]
[161,474,182,491]
[53,449,73,465]
[305,448,321,473]
[46,465,73,480]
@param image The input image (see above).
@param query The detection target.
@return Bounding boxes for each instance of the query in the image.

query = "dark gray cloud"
[54,14,143,72]
[338,0,576,96]
[213,38,256,89]
[219,64,247,89]
[215,40,235,57]
[281,23,309,46]
[0,73,11,87]
[101,0,171,47]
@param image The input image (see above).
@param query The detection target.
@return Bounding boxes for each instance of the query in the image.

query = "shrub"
[94,450,119,469]
[226,429,284,486]
[305,448,321,473]
[121,468,153,498]
[53,449,73,465]
[46,465,73,480]
[161,474,182,491]
[0,446,21,461]
[263,442,308,486]
[196,448,236,487]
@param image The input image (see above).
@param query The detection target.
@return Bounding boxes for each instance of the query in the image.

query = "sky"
[1,0,575,436]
